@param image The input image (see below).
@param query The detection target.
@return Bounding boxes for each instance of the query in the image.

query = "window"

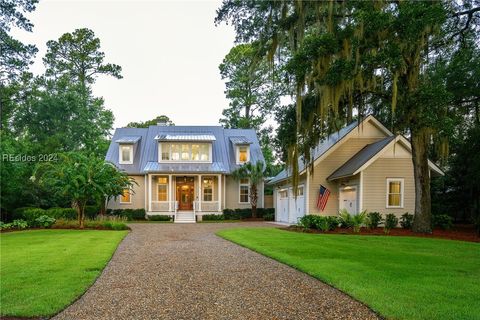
[203,177,213,201]
[157,177,168,201]
[297,186,304,196]
[386,178,404,208]
[119,145,133,164]
[161,144,170,160]
[159,143,211,162]
[279,190,288,199]
[239,178,250,203]
[237,145,249,163]
[120,188,131,203]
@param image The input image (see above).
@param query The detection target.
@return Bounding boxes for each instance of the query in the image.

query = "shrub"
[352,210,367,233]
[13,207,36,220]
[202,214,225,221]
[35,215,56,228]
[384,214,399,234]
[400,213,414,229]
[11,219,29,230]
[20,208,46,224]
[46,207,77,220]
[148,215,172,221]
[223,209,241,220]
[108,209,146,221]
[325,216,339,231]
[0,221,12,231]
[299,215,317,229]
[338,209,354,228]
[314,217,330,232]
[131,209,146,220]
[52,219,79,229]
[263,212,275,221]
[432,214,453,230]
[366,212,383,229]
[84,205,100,219]
[234,208,252,219]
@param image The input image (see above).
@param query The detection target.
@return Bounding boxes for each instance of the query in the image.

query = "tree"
[126,115,174,128]
[231,161,265,218]
[43,28,122,89]
[216,0,478,233]
[0,0,38,83]
[219,43,282,129]
[34,153,134,228]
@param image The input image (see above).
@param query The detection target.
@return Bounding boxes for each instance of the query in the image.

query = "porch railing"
[151,201,177,212]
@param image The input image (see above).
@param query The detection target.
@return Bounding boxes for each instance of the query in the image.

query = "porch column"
[218,174,222,212]
[168,174,173,212]
[198,175,202,212]
[148,174,152,212]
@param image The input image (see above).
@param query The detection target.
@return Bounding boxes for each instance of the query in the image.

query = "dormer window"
[237,145,250,164]
[159,142,211,162]
[119,145,133,164]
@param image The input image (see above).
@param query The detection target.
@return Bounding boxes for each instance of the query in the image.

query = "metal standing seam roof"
[327,136,395,181]
[268,120,360,185]
[229,136,253,145]
[115,136,142,144]
[155,134,216,141]
[105,125,264,175]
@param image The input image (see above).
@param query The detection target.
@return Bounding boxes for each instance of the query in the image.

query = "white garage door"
[276,186,305,224]
[276,189,289,223]
[289,186,305,224]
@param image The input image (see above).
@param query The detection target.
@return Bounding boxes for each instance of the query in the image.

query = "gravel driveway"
[54,222,380,320]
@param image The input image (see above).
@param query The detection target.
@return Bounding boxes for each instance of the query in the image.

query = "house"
[105,123,265,223]
[268,115,444,224]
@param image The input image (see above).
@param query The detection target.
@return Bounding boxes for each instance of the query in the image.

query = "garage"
[276,185,305,224]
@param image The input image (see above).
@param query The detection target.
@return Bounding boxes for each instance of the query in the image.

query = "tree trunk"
[99,197,107,216]
[75,200,86,229]
[250,184,258,218]
[411,128,432,233]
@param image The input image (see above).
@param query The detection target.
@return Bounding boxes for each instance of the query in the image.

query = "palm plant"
[231,161,265,218]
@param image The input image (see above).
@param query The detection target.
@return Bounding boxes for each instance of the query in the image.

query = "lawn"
[1,229,127,317]
[217,228,480,320]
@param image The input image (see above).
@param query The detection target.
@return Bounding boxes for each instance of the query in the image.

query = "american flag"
[317,185,330,211]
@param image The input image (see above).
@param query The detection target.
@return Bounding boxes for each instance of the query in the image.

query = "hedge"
[222,208,275,220]
[108,209,146,221]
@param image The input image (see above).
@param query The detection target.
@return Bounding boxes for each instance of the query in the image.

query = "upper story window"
[119,145,133,164]
[386,178,404,208]
[237,145,250,164]
[159,142,211,162]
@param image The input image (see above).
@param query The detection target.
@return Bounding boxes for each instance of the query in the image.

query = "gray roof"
[105,125,264,175]
[327,136,395,181]
[155,134,216,141]
[268,120,359,184]
[229,136,253,145]
[115,136,142,144]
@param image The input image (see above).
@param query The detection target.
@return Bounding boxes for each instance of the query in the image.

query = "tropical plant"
[231,161,265,218]
[400,213,414,229]
[352,210,367,233]
[384,214,399,234]
[338,209,354,229]
[366,212,383,229]
[34,152,135,228]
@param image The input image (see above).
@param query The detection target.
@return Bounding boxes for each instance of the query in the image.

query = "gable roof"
[268,115,444,185]
[105,125,264,175]
[327,136,395,180]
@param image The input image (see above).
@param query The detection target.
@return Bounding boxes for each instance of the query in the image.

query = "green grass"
[1,229,127,317]
[217,228,480,320]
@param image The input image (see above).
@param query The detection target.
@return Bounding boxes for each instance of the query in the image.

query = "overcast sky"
[11,0,236,128]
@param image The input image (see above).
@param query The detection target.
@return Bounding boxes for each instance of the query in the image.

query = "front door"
[339,186,358,215]
[176,177,194,210]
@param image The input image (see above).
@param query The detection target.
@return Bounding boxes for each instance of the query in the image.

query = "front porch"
[146,174,224,222]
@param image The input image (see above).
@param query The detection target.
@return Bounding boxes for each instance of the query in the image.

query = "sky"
[11,0,237,128]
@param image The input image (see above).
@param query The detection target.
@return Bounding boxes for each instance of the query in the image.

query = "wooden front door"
[176,177,194,210]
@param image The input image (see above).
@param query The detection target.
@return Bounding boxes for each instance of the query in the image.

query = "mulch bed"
[285,224,480,243]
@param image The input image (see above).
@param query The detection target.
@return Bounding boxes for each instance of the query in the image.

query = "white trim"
[238,178,250,204]
[359,171,364,212]
[236,145,250,165]
[168,174,173,211]
[218,174,222,211]
[119,145,134,164]
[148,174,152,212]
[144,175,147,209]
[305,170,310,213]
[386,178,404,208]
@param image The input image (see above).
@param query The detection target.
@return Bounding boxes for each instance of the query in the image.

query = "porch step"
[175,212,196,223]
